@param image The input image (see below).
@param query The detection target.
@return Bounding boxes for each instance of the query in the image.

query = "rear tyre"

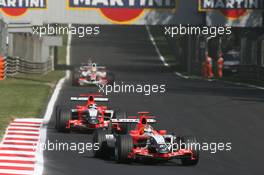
[180,135,199,166]
[93,129,108,158]
[115,135,133,163]
[57,109,70,133]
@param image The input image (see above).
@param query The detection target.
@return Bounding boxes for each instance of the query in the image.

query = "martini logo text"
[0,0,46,8]
[69,0,176,9]
[199,0,264,10]
[0,0,47,17]
[68,0,177,24]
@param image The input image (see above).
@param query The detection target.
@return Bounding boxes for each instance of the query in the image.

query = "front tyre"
[57,109,70,133]
[115,135,133,163]
[180,135,199,166]
[92,129,108,158]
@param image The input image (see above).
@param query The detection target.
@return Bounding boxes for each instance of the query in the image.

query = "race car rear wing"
[70,97,109,102]
[111,118,156,123]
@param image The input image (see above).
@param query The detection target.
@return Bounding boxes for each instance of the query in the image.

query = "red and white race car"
[56,94,116,132]
[72,62,114,86]
[93,112,199,165]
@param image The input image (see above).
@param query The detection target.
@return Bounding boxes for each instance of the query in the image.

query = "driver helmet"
[92,63,97,72]
[89,104,97,109]
[143,125,153,134]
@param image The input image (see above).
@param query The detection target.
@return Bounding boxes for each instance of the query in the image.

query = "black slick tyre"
[115,135,133,163]
[180,135,199,166]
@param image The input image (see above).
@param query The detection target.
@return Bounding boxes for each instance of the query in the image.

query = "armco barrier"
[0,57,6,80]
[6,57,19,75]
[6,57,52,75]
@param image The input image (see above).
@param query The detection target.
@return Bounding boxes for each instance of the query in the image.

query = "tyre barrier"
[0,56,6,80]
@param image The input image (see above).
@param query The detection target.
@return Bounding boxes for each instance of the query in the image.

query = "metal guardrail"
[6,57,18,75]
[6,57,52,75]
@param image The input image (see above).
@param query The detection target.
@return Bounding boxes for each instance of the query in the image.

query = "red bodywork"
[78,67,108,85]
[67,95,111,130]
[78,73,108,85]
[126,112,196,160]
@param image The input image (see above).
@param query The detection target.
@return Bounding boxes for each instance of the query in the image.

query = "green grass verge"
[0,71,64,138]
[0,33,67,138]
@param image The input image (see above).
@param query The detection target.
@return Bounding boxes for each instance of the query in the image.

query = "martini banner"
[199,0,263,27]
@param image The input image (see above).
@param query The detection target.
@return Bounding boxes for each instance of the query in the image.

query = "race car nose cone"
[88,118,99,125]
[157,144,169,154]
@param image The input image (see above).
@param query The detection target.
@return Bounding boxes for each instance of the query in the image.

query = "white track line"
[0,145,37,149]
[0,163,35,167]
[3,135,39,139]
[10,123,41,127]
[7,127,41,131]
[145,25,169,67]
[34,24,72,175]
[146,25,188,79]
[2,140,38,144]
[14,119,43,122]
[6,131,40,134]
[245,84,264,90]
[174,72,190,79]
[0,156,35,161]
[0,169,34,175]
[0,150,35,155]
[42,31,71,125]
[65,24,72,79]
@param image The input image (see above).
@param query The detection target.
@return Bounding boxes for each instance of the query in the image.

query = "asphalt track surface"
[44,26,264,175]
